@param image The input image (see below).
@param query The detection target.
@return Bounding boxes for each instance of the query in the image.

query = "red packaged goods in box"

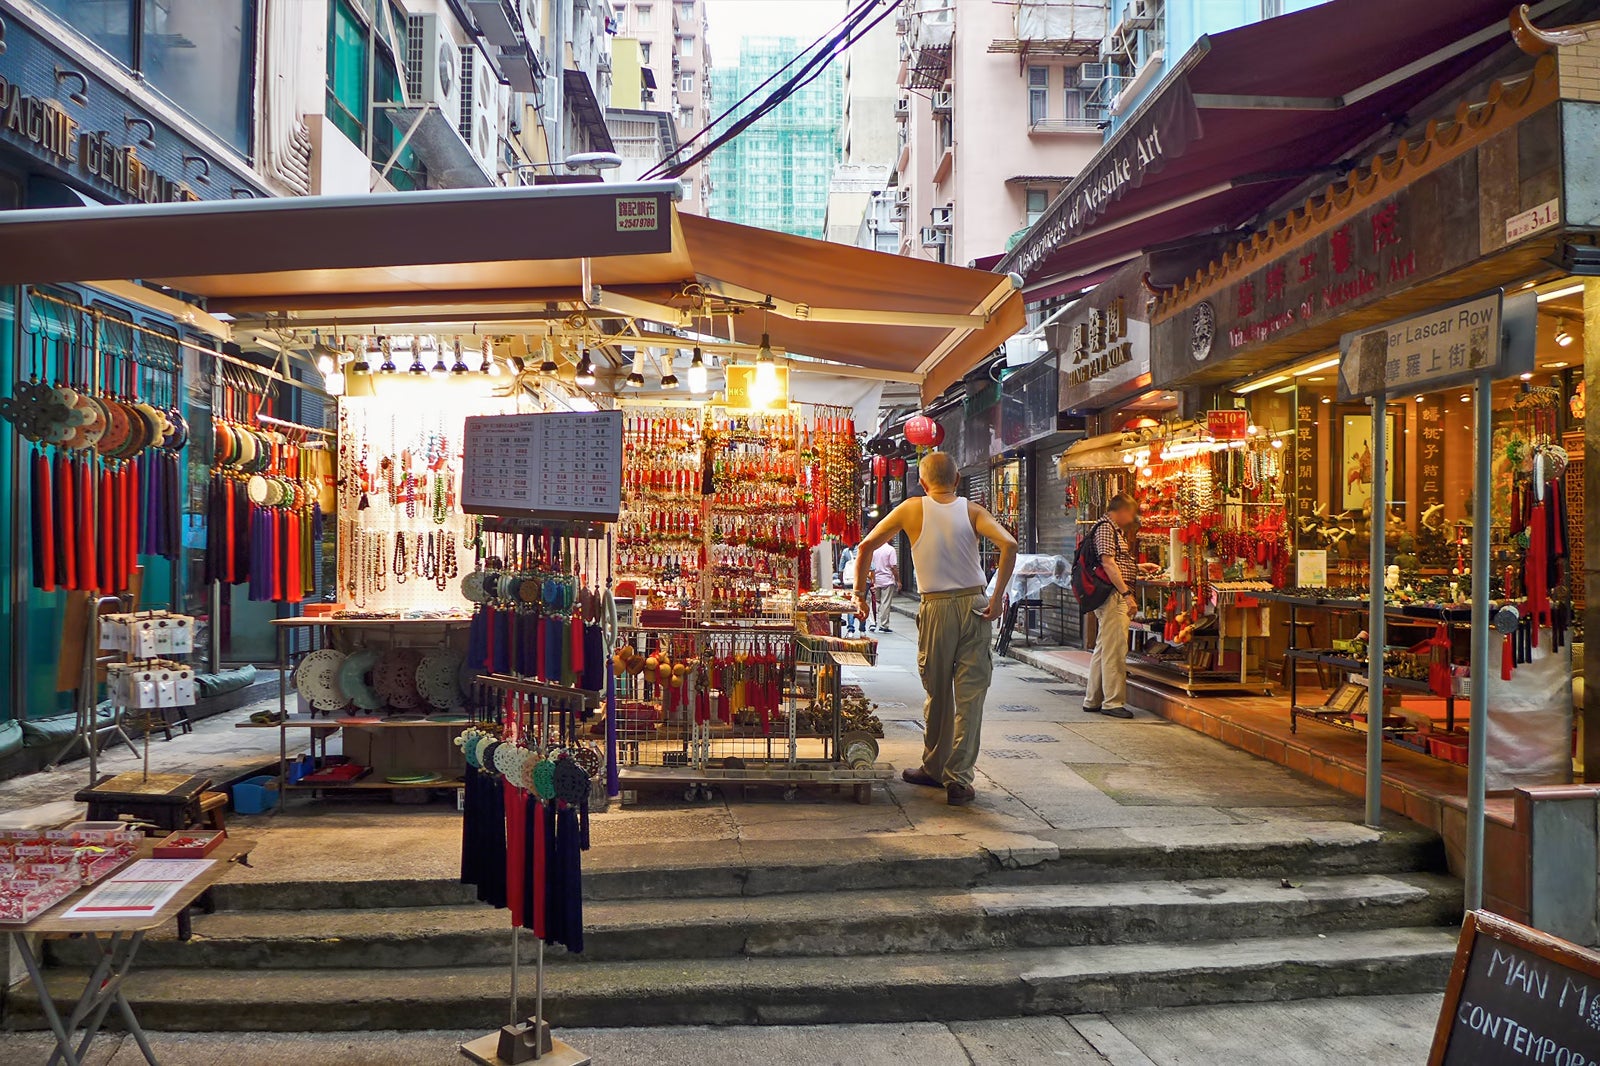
[0,876,77,923]
[152,829,226,859]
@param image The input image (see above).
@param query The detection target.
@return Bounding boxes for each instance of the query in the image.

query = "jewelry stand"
[461,672,599,1066]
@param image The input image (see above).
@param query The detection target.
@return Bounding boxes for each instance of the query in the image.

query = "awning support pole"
[1466,371,1493,910]
[1365,393,1386,829]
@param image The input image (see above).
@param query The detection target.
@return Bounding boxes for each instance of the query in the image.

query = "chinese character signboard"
[1053,261,1152,413]
[1336,290,1536,400]
[462,411,623,520]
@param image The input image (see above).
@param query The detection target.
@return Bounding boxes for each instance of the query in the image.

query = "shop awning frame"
[0,181,1021,403]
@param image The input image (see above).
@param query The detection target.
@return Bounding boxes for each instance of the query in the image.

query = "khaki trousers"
[1086,594,1130,709]
[916,587,993,788]
[872,584,897,628]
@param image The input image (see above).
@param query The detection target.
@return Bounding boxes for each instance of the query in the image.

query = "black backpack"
[1071,517,1114,612]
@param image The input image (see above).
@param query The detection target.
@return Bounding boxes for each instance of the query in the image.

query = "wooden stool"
[198,791,228,831]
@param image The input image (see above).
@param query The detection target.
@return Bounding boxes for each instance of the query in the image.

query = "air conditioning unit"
[920,226,947,247]
[930,205,953,228]
[460,46,501,176]
[1078,62,1107,85]
[406,14,465,123]
[931,90,953,112]
[895,186,910,207]
[1127,0,1156,29]
[894,96,910,117]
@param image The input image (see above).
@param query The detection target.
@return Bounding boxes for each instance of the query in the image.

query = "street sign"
[1337,290,1534,400]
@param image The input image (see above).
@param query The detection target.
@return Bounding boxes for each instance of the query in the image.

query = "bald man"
[855,451,1018,805]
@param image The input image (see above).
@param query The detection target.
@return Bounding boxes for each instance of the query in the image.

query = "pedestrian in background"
[1083,494,1139,720]
[839,545,862,635]
[868,539,899,632]
[855,452,1017,806]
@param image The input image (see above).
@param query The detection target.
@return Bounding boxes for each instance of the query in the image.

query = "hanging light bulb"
[1555,322,1574,347]
[430,337,450,379]
[626,350,645,388]
[539,335,559,375]
[409,336,429,375]
[755,331,778,392]
[575,347,596,386]
[687,347,708,394]
[315,338,336,377]
[450,338,470,375]
[378,336,397,374]
[660,349,679,389]
[482,338,502,377]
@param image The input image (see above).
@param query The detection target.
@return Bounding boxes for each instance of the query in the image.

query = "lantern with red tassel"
[905,414,941,451]
[871,454,889,510]
[887,457,907,478]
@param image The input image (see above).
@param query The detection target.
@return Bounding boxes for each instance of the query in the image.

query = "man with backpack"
[1081,494,1139,719]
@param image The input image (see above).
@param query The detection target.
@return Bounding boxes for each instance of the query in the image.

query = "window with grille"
[1028,66,1049,125]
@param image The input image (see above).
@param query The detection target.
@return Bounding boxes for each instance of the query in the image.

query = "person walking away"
[854,452,1017,805]
[868,540,899,632]
[1083,494,1139,719]
[839,546,862,635]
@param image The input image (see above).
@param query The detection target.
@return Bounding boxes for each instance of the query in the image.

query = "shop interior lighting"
[1537,283,1584,303]
[1546,360,1570,369]
[378,337,397,374]
[687,347,708,394]
[574,347,596,387]
[450,338,471,375]
[1521,372,1534,380]
[1460,393,1471,403]
[1294,357,1341,376]
[1235,373,1288,394]
[755,332,778,393]
[538,335,559,375]
[408,336,428,375]
[626,350,646,388]
[481,338,502,377]
[1320,396,1331,404]
[430,340,450,379]
[1554,322,1574,346]
[660,350,680,389]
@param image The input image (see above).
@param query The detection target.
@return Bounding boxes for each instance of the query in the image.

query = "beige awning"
[0,181,1021,403]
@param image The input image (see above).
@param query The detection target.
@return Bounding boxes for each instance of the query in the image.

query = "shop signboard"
[1428,911,1600,1065]
[1206,409,1248,440]
[0,11,269,202]
[1054,261,1152,414]
[460,411,623,520]
[1147,103,1560,388]
[1336,290,1537,400]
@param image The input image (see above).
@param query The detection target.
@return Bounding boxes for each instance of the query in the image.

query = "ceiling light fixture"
[378,336,397,374]
[539,335,559,375]
[575,347,596,387]
[755,332,778,393]
[408,336,429,375]
[626,350,645,388]
[1554,323,1574,347]
[660,349,679,389]
[1537,283,1584,303]
[450,338,470,375]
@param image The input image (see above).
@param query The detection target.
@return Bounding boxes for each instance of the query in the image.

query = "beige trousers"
[1086,594,1130,709]
[872,584,897,628]
[916,588,993,788]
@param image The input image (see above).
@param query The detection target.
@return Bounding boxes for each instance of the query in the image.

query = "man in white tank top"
[854,452,1018,805]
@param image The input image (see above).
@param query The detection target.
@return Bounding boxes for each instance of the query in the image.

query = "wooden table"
[5,837,254,1066]
[73,772,212,832]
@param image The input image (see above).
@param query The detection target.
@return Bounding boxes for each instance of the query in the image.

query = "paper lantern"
[887,457,907,478]
[905,414,940,448]
[871,455,889,477]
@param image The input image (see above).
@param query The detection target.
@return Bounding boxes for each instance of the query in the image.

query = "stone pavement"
[0,993,1445,1063]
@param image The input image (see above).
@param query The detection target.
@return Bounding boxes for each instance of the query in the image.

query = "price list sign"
[461,411,623,520]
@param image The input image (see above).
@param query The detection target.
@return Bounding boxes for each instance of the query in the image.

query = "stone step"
[47,873,1461,970]
[15,928,1461,1032]
[208,824,1446,912]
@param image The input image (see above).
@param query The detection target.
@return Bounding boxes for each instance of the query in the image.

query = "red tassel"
[1502,634,1515,681]
[59,454,76,590]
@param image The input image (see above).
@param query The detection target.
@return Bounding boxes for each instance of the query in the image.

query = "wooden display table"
[74,772,212,832]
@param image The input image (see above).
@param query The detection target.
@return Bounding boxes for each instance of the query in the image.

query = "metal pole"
[550,0,567,164]
[510,925,519,1025]
[1466,372,1493,910]
[1365,394,1387,828]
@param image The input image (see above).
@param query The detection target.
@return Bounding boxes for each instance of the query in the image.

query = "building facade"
[709,36,842,238]
[611,0,711,212]
[826,0,900,248]
[890,0,1105,267]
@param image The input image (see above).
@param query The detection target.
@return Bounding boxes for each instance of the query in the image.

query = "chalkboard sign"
[1430,911,1600,1065]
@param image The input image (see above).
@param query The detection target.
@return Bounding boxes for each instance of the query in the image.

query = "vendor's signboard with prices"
[1429,911,1600,1065]
[460,411,623,521]
[1337,290,1536,401]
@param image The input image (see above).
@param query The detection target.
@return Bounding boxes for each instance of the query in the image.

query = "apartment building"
[826,0,901,248]
[709,37,842,238]
[611,0,712,212]
[891,0,1106,267]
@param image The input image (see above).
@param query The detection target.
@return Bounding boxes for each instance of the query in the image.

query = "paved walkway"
[0,994,1445,1063]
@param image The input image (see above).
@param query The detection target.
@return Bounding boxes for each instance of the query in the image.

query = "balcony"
[904,1,954,90]
[989,0,1106,57]
[1028,116,1101,134]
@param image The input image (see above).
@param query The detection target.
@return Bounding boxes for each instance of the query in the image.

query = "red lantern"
[870,455,889,477]
[927,421,946,446]
[887,457,907,478]
[905,414,939,448]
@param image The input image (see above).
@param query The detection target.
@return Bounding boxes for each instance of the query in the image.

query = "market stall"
[0,180,1022,808]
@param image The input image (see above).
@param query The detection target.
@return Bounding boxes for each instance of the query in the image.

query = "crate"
[232,775,280,815]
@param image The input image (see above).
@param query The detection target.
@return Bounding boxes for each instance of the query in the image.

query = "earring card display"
[461,411,623,521]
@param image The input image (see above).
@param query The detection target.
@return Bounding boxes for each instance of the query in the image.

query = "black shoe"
[1082,705,1101,714]
[1099,706,1134,719]
[902,768,943,789]
[878,626,892,633]
[947,783,976,806]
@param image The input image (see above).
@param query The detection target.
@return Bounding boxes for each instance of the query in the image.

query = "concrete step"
[15,928,1461,1031]
[208,824,1446,912]
[47,873,1461,970]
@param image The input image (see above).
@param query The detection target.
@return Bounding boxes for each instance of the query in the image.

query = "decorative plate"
[294,648,348,711]
[416,649,465,710]
[460,570,487,604]
[373,648,424,709]
[337,648,383,711]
